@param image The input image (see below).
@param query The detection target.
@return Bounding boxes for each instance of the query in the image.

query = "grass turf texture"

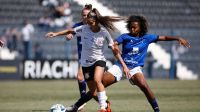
[0,80,200,112]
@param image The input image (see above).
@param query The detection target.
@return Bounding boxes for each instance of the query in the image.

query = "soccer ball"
[50,104,66,112]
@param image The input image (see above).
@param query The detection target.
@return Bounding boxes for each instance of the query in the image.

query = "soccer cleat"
[78,103,86,111]
[65,105,78,112]
[106,100,111,112]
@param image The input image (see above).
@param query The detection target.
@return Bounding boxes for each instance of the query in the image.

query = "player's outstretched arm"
[158,36,191,48]
[0,40,4,47]
[45,29,75,38]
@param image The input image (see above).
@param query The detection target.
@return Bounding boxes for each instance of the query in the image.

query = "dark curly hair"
[126,15,148,36]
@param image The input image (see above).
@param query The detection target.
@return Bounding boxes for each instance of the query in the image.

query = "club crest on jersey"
[128,47,139,55]
[95,37,104,47]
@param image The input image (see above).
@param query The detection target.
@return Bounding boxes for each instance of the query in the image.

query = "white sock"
[97,91,107,109]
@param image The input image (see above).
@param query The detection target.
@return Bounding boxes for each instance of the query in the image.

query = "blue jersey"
[73,22,84,60]
[116,33,158,69]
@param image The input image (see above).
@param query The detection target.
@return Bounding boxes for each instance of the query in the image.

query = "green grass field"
[0,80,200,112]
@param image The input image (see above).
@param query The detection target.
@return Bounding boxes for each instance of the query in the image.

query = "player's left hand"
[0,40,4,47]
[123,66,131,78]
[178,38,190,48]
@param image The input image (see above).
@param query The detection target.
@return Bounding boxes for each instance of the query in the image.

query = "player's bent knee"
[102,72,116,87]
[94,79,102,85]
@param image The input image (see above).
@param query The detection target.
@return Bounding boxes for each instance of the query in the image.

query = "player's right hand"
[45,32,56,38]
[123,66,131,79]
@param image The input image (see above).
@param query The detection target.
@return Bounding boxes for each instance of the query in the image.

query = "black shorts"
[82,60,106,82]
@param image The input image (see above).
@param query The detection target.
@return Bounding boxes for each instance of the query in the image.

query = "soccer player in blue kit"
[65,15,190,112]
[104,15,189,112]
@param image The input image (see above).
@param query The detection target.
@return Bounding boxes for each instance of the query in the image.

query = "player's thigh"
[131,72,148,87]
[94,66,105,82]
[102,71,116,87]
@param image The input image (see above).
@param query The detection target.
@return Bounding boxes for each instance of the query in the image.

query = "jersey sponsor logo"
[124,58,138,64]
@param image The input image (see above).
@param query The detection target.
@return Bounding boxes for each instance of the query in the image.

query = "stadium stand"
[0,0,199,78]
[0,0,82,59]
[100,0,200,29]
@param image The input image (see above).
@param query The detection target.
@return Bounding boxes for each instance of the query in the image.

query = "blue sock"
[78,80,86,98]
[149,99,160,112]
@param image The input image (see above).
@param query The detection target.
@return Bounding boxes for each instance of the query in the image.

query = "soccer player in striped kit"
[67,4,92,110]
[46,8,129,112]
[46,4,93,110]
